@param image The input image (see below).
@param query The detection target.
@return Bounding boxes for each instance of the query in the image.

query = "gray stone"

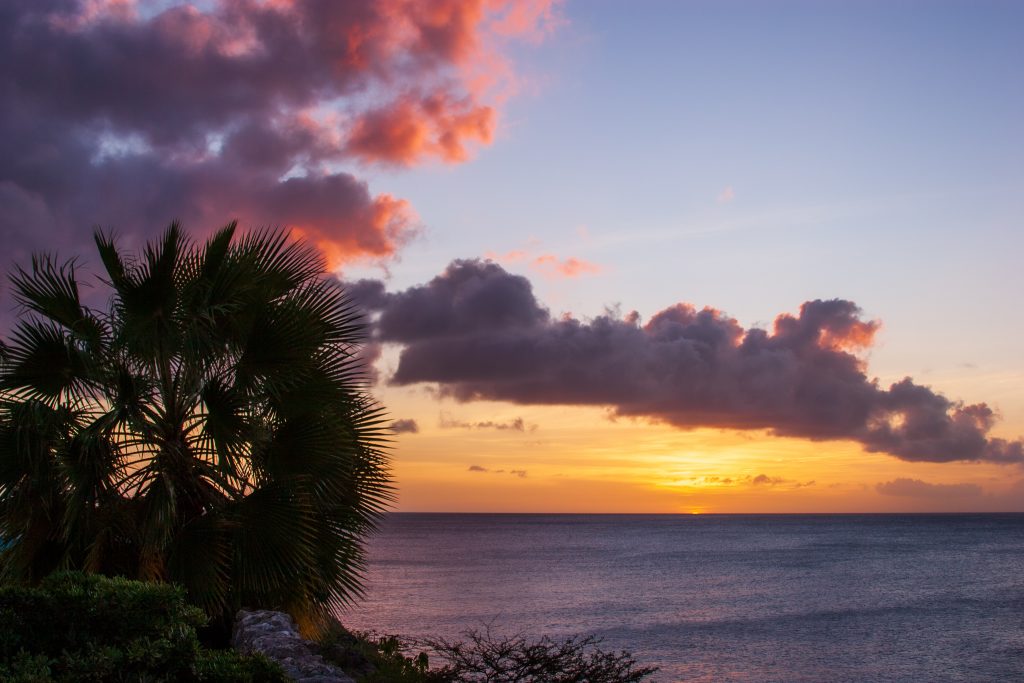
[232,609,355,683]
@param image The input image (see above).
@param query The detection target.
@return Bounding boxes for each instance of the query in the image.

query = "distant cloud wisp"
[677,474,814,488]
[348,259,1024,466]
[487,249,602,279]
[750,474,814,488]
[468,465,528,478]
[875,478,983,499]
[440,413,535,432]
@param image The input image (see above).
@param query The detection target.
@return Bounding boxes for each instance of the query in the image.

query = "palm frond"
[9,255,106,346]
[2,320,94,405]
[1,222,392,628]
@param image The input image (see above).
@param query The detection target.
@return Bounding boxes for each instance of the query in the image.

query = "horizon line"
[384,510,1024,515]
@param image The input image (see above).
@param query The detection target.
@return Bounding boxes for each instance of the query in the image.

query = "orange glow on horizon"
[376,381,1024,514]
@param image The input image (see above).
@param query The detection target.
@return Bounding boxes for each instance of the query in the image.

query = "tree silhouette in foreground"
[0,222,391,630]
[423,628,658,682]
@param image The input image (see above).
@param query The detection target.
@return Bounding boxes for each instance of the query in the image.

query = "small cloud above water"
[467,465,528,478]
[441,412,536,432]
[391,418,419,434]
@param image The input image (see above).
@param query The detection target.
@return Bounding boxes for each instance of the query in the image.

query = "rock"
[232,609,356,683]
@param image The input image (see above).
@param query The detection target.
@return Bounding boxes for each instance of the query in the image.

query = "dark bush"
[317,621,449,683]
[0,571,286,682]
[424,627,658,683]
[192,650,289,683]
[316,620,657,683]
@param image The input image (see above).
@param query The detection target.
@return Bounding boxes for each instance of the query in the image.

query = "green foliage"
[0,223,392,626]
[317,622,449,683]
[192,650,287,683]
[0,571,204,660]
[0,571,287,682]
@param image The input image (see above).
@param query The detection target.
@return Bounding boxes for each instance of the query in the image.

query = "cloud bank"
[349,259,1024,466]
[0,0,560,266]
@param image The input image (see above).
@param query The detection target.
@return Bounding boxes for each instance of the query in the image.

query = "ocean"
[337,514,1024,682]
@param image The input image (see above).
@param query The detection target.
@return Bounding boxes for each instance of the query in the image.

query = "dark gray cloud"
[876,478,984,499]
[390,419,419,434]
[350,259,1024,466]
[350,259,547,343]
[346,278,392,313]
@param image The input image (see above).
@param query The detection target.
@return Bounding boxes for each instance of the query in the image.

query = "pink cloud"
[487,0,566,41]
[346,94,495,166]
[341,0,563,165]
[532,254,602,278]
[486,248,602,279]
[1,0,562,266]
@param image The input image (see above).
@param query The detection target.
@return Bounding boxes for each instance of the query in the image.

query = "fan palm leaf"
[0,222,392,630]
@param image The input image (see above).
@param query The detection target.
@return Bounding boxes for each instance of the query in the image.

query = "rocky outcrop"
[232,609,356,683]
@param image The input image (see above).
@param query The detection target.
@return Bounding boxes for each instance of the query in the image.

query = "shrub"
[0,571,287,682]
[317,621,448,683]
[316,621,657,683]
[424,627,658,683]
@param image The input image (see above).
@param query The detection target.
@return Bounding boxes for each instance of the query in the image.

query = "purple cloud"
[0,0,559,271]
[350,259,1024,466]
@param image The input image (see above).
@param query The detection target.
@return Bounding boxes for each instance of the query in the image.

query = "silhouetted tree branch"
[421,626,657,683]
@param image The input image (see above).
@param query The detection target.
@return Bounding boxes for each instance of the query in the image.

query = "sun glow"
[380,393,1024,513]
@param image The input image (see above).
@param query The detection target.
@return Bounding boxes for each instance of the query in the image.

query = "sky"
[2,0,1023,512]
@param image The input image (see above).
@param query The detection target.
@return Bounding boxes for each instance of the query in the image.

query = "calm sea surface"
[337,514,1024,682]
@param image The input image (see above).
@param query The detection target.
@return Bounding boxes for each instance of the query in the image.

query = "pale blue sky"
[349,0,1024,427]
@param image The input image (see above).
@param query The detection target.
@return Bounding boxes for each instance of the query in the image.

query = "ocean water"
[337,514,1024,682]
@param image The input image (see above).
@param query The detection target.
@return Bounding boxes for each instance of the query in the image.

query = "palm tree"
[0,222,391,631]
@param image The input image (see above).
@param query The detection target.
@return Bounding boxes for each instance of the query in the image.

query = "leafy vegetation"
[0,223,391,629]
[318,622,445,683]
[0,571,286,681]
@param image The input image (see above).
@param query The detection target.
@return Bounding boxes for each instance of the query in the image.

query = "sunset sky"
[2,0,1023,512]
